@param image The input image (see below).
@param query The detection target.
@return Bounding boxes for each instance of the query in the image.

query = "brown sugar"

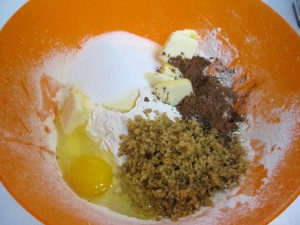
[118,114,248,221]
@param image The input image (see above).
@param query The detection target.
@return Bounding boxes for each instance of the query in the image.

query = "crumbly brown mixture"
[118,114,248,221]
[169,56,242,140]
[143,108,152,116]
[169,55,211,78]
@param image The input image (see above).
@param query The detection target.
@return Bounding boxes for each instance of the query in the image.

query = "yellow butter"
[102,90,140,113]
[159,29,200,63]
[154,79,193,106]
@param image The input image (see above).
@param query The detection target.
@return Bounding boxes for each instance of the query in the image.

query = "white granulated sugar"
[87,87,181,165]
[67,31,161,103]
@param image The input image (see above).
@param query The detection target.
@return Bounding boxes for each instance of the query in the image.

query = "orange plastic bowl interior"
[0,0,299,224]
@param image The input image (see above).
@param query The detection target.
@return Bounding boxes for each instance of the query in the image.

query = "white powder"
[34,49,77,84]
[195,28,239,65]
[67,31,161,103]
[239,91,300,179]
[87,87,181,165]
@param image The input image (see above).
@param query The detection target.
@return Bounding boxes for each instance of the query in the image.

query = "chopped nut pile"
[118,114,248,221]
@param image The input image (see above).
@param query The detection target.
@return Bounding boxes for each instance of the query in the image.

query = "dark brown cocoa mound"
[168,56,242,139]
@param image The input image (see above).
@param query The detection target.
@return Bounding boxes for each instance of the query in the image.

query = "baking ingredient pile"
[55,30,249,221]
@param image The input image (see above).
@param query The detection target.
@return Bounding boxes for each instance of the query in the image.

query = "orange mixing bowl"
[0,0,299,224]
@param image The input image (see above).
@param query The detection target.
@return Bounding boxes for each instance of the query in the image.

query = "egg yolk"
[67,156,112,197]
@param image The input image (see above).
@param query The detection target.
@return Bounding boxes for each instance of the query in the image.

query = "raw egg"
[66,155,112,197]
[56,120,153,219]
[56,124,116,198]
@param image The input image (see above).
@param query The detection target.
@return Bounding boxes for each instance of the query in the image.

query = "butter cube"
[159,64,182,78]
[154,79,193,106]
[103,90,139,112]
[159,29,200,62]
[145,72,175,86]
[60,86,94,135]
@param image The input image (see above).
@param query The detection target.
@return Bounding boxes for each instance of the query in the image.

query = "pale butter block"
[145,72,175,86]
[103,90,139,113]
[159,64,182,78]
[60,86,94,135]
[159,29,200,63]
[154,79,193,106]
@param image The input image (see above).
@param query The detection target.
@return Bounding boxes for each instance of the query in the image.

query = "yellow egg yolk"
[66,156,113,197]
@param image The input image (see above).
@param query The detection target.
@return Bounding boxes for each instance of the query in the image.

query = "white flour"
[195,28,239,65]
[87,87,181,165]
[34,49,77,84]
[239,91,300,179]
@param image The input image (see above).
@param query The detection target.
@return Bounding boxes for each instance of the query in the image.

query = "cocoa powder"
[168,56,242,140]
